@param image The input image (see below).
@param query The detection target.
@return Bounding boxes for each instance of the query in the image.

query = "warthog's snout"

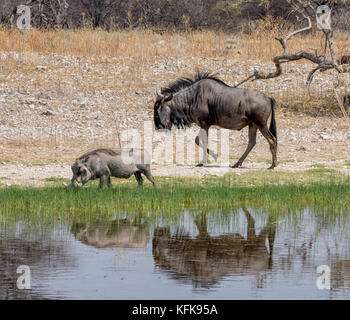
[69,179,82,188]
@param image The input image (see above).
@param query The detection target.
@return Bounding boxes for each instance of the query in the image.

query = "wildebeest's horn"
[156,89,163,100]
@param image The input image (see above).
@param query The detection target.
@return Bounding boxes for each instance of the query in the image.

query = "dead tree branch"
[235,3,350,88]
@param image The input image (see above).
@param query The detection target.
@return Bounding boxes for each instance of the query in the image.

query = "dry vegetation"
[1,19,350,61]
[1,21,350,110]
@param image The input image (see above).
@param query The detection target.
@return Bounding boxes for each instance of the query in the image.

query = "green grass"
[310,164,326,169]
[0,172,349,224]
[43,177,70,183]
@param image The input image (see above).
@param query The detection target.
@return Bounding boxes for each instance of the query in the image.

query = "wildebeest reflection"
[72,219,149,249]
[152,208,276,288]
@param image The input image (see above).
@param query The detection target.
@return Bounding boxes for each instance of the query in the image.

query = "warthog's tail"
[269,97,277,141]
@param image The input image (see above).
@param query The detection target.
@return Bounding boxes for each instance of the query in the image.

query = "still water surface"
[0,208,349,299]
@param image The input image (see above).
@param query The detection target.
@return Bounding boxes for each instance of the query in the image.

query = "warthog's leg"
[143,170,157,188]
[258,125,277,170]
[195,127,217,167]
[231,124,257,168]
[99,175,109,188]
[69,177,79,188]
[134,171,144,187]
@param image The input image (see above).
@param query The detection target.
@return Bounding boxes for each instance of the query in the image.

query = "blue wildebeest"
[153,71,277,169]
[152,208,276,287]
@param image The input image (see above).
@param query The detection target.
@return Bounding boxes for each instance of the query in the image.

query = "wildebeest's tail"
[269,97,277,141]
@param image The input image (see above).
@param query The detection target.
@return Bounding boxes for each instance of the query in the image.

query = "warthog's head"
[70,160,92,187]
[154,92,173,130]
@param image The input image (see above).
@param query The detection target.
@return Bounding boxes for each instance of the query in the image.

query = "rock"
[320,134,330,140]
[41,110,54,116]
[36,66,48,71]
[299,146,307,151]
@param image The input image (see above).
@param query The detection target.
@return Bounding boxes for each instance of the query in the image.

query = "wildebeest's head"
[154,92,173,130]
[70,159,92,187]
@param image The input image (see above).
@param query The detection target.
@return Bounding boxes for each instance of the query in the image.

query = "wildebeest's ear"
[163,94,173,103]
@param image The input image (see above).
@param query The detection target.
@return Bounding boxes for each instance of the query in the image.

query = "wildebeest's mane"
[170,112,192,129]
[161,71,230,96]
[78,148,121,161]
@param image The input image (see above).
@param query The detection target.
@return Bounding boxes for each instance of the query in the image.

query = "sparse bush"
[0,0,349,32]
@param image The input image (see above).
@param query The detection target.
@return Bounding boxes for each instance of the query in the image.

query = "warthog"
[72,219,150,249]
[70,148,156,188]
[154,71,277,169]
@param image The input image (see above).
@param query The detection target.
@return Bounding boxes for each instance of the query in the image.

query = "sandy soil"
[1,157,349,187]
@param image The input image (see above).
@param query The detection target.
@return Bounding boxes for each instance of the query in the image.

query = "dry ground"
[0,29,350,186]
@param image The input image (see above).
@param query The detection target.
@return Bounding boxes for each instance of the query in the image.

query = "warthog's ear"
[163,94,173,103]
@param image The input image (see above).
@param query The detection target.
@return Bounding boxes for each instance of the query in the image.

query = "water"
[0,208,349,300]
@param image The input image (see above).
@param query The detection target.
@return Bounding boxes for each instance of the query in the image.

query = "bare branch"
[276,17,312,54]
[324,30,342,73]
[235,3,349,88]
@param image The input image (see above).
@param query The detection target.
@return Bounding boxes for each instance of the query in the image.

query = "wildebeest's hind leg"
[134,171,144,187]
[258,125,277,170]
[195,127,217,167]
[231,124,257,168]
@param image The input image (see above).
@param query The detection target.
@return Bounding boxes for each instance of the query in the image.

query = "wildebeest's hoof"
[230,162,242,168]
[195,163,204,167]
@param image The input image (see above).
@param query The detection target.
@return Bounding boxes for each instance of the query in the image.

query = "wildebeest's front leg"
[231,124,257,168]
[195,127,217,167]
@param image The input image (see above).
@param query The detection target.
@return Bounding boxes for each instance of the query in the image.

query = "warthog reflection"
[152,208,276,287]
[72,219,149,249]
